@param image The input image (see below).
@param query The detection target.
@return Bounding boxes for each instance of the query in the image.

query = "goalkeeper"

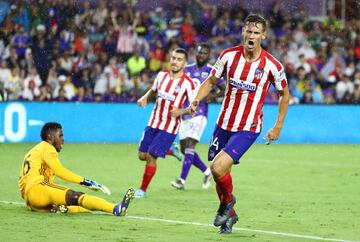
[18,122,134,215]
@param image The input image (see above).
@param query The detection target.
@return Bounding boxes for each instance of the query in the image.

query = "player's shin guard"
[214,172,233,204]
[216,184,223,201]
[192,152,208,172]
[78,194,114,213]
[180,148,195,180]
[140,165,157,192]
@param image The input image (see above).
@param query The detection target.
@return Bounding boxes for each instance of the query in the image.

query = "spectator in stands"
[111,10,137,61]
[148,39,166,73]
[37,84,52,101]
[4,65,22,101]
[181,13,197,47]
[11,25,29,59]
[0,0,358,104]
[22,66,41,101]
[336,74,354,102]
[127,47,146,77]
[94,66,116,96]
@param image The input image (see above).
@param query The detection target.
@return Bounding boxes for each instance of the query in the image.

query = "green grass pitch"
[0,143,359,242]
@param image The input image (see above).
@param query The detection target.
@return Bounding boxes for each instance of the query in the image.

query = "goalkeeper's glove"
[81,178,111,195]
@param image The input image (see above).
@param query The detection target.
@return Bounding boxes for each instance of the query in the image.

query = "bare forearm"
[274,87,289,130]
[194,76,218,102]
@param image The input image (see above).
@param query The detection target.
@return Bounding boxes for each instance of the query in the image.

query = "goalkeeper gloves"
[81,178,111,195]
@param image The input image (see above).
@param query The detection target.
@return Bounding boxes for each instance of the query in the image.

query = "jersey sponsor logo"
[229,78,256,92]
[157,90,175,101]
[254,68,264,79]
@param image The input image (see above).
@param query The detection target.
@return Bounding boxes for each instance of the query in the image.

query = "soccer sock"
[180,148,195,180]
[216,183,234,216]
[78,194,115,213]
[192,152,208,173]
[214,172,233,205]
[67,206,90,213]
[167,150,173,155]
[140,165,157,192]
[216,183,223,201]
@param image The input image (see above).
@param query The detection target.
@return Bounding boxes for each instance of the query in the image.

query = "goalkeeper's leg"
[26,184,112,213]
[66,190,115,213]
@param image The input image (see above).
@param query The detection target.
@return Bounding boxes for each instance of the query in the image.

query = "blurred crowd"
[0,0,359,104]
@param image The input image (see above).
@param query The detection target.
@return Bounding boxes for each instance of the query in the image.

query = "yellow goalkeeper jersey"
[18,141,83,198]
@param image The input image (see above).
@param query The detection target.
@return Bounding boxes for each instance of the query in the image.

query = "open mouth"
[248,40,255,48]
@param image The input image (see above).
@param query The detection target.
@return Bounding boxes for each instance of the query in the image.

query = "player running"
[190,14,289,233]
[170,43,224,190]
[19,122,134,215]
[134,48,195,198]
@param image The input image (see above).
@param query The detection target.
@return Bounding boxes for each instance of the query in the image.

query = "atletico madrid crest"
[254,68,264,79]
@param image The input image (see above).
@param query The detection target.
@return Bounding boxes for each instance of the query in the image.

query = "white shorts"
[179,115,207,141]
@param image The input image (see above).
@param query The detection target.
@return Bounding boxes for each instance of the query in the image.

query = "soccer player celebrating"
[171,43,224,190]
[190,14,289,234]
[18,122,134,215]
[134,48,195,198]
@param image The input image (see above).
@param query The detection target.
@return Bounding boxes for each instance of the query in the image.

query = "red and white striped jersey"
[211,45,287,133]
[148,70,195,134]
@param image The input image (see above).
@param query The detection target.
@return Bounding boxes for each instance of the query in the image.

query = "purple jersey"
[182,63,213,120]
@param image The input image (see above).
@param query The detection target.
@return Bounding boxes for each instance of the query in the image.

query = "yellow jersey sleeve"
[43,147,83,184]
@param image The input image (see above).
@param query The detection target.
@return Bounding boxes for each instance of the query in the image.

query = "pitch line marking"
[0,200,355,242]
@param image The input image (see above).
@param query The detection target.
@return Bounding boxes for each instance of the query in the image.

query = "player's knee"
[138,152,147,161]
[210,162,223,178]
[65,189,84,206]
[187,138,197,149]
[180,146,186,155]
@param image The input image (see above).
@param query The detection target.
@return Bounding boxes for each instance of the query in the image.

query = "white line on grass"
[0,200,354,242]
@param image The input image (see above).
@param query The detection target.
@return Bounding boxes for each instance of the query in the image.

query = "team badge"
[254,68,264,79]
[174,85,181,91]
[201,72,209,79]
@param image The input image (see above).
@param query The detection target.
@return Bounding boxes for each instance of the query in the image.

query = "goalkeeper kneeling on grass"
[18,122,134,215]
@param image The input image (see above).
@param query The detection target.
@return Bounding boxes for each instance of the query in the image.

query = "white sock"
[204,168,211,176]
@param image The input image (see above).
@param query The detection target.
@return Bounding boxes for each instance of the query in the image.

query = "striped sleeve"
[273,63,287,90]
[211,53,226,78]
[266,54,288,91]
[151,72,161,91]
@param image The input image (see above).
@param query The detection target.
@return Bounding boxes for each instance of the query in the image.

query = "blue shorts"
[208,125,260,164]
[139,126,176,158]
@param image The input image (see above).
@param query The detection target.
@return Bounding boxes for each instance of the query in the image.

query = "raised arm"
[263,86,289,145]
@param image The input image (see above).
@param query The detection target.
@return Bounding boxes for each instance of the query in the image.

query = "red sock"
[167,150,173,155]
[216,184,223,201]
[214,172,233,204]
[140,165,157,192]
[216,182,235,216]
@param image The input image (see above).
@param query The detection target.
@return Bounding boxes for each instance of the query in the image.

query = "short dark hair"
[244,14,267,31]
[173,48,188,60]
[198,43,211,51]
[41,122,62,141]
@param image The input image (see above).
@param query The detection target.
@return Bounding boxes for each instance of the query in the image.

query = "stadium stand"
[0,0,359,104]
